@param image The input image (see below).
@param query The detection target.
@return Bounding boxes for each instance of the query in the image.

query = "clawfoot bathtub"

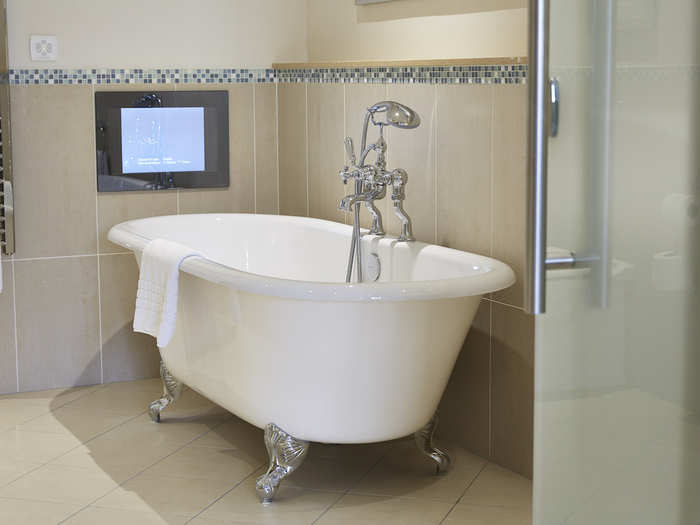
[108,214,514,501]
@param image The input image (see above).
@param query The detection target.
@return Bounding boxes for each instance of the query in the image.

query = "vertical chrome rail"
[525,0,550,314]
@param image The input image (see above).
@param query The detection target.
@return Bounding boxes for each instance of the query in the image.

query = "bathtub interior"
[117,213,499,285]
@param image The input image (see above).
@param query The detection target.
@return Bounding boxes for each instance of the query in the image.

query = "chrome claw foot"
[256,423,310,503]
[415,413,451,474]
[148,360,184,423]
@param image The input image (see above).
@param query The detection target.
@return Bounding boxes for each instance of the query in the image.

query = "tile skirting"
[7,64,528,85]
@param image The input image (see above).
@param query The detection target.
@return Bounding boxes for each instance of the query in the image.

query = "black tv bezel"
[95,90,229,192]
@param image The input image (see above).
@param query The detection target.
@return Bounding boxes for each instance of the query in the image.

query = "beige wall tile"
[492,85,527,307]
[277,84,308,216]
[438,300,491,458]
[344,83,390,229]
[97,191,177,253]
[385,84,437,243]
[178,84,254,214]
[14,257,101,391]
[99,254,159,383]
[307,83,345,223]
[254,84,279,214]
[436,85,493,255]
[0,261,16,394]
[491,302,534,478]
[10,85,97,258]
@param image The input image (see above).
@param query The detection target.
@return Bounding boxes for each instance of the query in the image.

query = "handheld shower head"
[367,100,421,129]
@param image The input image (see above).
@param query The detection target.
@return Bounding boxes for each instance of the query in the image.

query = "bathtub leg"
[148,360,184,423]
[415,413,451,474]
[256,423,310,503]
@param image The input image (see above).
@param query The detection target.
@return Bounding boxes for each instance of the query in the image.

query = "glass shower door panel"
[533,1,700,524]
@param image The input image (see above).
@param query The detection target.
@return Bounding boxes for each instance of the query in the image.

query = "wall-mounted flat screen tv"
[95,90,229,191]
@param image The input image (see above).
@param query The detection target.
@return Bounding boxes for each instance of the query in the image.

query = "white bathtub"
[108,214,514,444]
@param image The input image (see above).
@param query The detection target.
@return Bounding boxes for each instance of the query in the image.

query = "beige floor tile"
[198,472,339,524]
[187,416,263,451]
[98,411,229,448]
[63,383,162,416]
[283,452,378,493]
[0,463,119,505]
[460,464,532,509]
[143,445,263,483]
[311,440,395,464]
[0,430,82,463]
[0,402,51,430]
[0,497,81,524]
[93,473,235,516]
[0,384,103,408]
[63,505,190,525]
[316,493,452,525]
[351,441,486,503]
[443,504,532,524]
[50,438,181,483]
[0,458,42,487]
[15,405,134,442]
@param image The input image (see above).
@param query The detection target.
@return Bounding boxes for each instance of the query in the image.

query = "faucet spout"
[339,190,379,212]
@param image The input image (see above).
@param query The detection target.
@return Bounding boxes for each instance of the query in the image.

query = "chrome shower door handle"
[550,77,560,137]
[525,0,550,315]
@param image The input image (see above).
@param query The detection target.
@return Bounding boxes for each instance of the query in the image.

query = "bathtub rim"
[108,213,515,303]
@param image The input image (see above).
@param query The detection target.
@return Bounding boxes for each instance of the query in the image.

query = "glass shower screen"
[532,1,700,523]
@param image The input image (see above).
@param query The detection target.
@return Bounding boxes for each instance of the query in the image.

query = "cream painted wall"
[7,0,308,69]
[306,0,527,62]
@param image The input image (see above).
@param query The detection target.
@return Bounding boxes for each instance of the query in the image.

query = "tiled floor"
[0,379,532,524]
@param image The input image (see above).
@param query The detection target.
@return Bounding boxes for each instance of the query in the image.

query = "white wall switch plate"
[30,35,58,61]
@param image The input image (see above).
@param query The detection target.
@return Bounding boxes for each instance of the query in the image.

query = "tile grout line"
[437,461,490,524]
[305,82,310,217]
[483,296,524,311]
[488,299,493,459]
[310,443,394,525]
[434,83,439,244]
[11,257,19,393]
[342,83,347,226]
[12,253,99,262]
[56,409,235,524]
[91,82,104,385]
[275,82,280,214]
[95,194,104,385]
[182,464,265,524]
[252,83,258,214]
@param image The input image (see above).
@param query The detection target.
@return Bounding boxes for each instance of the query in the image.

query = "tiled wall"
[0,82,279,394]
[277,81,534,477]
[0,66,534,478]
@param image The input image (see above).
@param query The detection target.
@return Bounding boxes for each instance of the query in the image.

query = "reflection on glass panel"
[534,0,699,523]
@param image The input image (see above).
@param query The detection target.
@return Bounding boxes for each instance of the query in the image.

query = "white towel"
[133,239,202,348]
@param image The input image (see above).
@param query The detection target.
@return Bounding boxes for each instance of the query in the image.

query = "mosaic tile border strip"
[7,65,528,85]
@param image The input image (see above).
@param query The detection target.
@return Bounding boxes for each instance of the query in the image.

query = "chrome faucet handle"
[390,169,414,242]
[339,167,353,185]
[390,168,408,201]
[344,137,357,167]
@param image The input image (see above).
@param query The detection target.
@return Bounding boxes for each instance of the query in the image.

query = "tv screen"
[121,107,205,174]
[95,90,229,192]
